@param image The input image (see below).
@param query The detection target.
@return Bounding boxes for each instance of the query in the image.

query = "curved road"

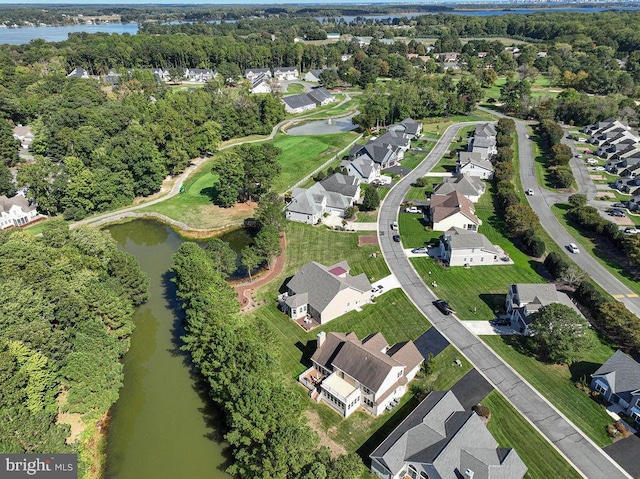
[377,122,630,479]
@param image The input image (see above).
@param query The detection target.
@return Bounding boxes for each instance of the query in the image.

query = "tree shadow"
[199,185,219,202]
[569,361,601,383]
[492,334,533,357]
[479,294,505,316]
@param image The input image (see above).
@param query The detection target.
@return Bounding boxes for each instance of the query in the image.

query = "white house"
[388,118,422,140]
[280,261,371,324]
[282,93,316,114]
[436,227,502,267]
[273,66,299,80]
[304,69,324,82]
[13,125,34,150]
[250,74,272,94]
[244,68,271,80]
[506,283,562,335]
[430,191,481,232]
[307,87,335,106]
[431,174,485,203]
[286,173,361,224]
[370,390,527,479]
[341,156,381,184]
[184,68,216,82]
[457,152,494,179]
[0,195,38,229]
[66,67,90,79]
[299,331,423,417]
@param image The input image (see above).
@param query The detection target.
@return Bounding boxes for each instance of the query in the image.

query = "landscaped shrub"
[544,251,571,280]
[414,176,430,187]
[473,404,491,420]
[520,229,546,257]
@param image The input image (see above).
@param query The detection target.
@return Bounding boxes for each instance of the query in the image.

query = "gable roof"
[442,227,500,254]
[307,87,334,104]
[474,123,497,138]
[282,93,316,110]
[307,69,324,79]
[66,67,88,78]
[312,332,423,393]
[286,261,371,315]
[320,173,359,198]
[251,73,270,90]
[592,350,640,396]
[342,156,377,180]
[274,66,298,73]
[471,136,496,149]
[371,390,527,479]
[287,187,325,215]
[433,174,484,198]
[245,67,270,76]
[458,152,494,173]
[511,283,559,310]
[0,195,35,214]
[430,191,480,225]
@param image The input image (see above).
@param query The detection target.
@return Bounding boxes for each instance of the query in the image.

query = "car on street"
[411,247,428,254]
[609,209,626,217]
[612,203,626,208]
[433,299,455,315]
[567,243,580,254]
[525,188,534,195]
[586,158,598,166]
[392,234,400,242]
[625,227,639,234]
[390,221,398,230]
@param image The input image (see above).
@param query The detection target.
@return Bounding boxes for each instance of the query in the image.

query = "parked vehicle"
[392,235,400,242]
[433,299,455,315]
[405,206,420,213]
[625,227,639,234]
[490,318,511,326]
[609,209,625,217]
[525,188,534,196]
[390,221,398,230]
[587,158,598,166]
[568,243,580,254]
[411,247,428,254]
[612,203,626,208]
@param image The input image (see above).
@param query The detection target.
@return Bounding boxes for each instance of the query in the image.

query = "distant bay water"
[1,6,639,45]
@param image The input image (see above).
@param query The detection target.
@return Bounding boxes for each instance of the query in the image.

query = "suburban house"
[606,155,640,173]
[13,125,34,150]
[388,118,423,140]
[66,67,90,79]
[299,331,423,417]
[583,118,629,136]
[432,174,486,203]
[244,67,271,80]
[457,152,494,179]
[505,283,569,335]
[435,227,502,267]
[474,122,497,139]
[282,93,316,114]
[370,390,527,479]
[304,69,325,82]
[279,262,371,324]
[184,68,216,82]
[341,156,381,184]
[307,87,335,106]
[0,195,39,229]
[591,350,640,422]
[149,68,170,82]
[286,173,361,224]
[349,142,399,170]
[250,73,272,94]
[614,176,640,193]
[628,188,640,211]
[468,136,497,161]
[273,66,299,80]
[430,191,481,232]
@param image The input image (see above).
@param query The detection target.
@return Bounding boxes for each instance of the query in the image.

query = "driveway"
[378,120,630,479]
[603,434,640,479]
[450,369,494,410]
[461,321,520,336]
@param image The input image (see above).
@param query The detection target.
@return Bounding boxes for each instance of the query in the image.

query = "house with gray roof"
[506,283,565,335]
[286,173,361,224]
[370,390,527,479]
[389,118,423,140]
[299,331,423,417]
[244,67,271,80]
[273,66,299,80]
[304,69,325,82]
[0,195,38,229]
[628,187,640,211]
[282,93,316,114]
[341,156,381,184]
[457,152,494,179]
[435,227,502,267]
[432,174,486,203]
[66,67,90,79]
[280,262,371,325]
[591,350,640,421]
[184,68,216,82]
[474,123,497,139]
[250,73,272,94]
[307,87,335,106]
[468,136,497,161]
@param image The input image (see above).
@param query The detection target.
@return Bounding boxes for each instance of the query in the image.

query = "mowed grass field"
[482,335,616,447]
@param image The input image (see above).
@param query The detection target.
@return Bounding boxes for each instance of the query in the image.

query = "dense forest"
[0,220,148,473]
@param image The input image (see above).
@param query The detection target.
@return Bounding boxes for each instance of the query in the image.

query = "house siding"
[433,212,479,232]
[320,288,370,324]
[286,210,319,225]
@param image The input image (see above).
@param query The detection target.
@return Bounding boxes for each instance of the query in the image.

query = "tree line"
[0,221,148,475]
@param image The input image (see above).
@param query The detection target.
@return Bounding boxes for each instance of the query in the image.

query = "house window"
[397,370,402,378]
[420,473,430,479]
[407,465,417,479]
[594,381,609,395]
[363,397,374,408]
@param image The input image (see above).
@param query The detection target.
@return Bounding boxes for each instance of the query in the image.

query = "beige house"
[279,261,371,324]
[432,174,486,203]
[299,331,423,417]
[436,227,502,267]
[430,191,481,232]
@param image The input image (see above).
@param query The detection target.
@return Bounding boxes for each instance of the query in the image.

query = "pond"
[286,114,357,136]
[104,220,231,479]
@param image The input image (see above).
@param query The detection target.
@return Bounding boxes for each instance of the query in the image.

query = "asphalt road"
[515,120,640,316]
[377,122,631,479]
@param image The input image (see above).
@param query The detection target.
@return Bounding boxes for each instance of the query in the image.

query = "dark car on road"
[433,299,455,315]
[392,234,400,242]
[609,209,626,217]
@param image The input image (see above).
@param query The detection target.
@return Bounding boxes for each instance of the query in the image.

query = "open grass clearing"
[420,115,481,137]
[285,82,305,94]
[482,390,582,479]
[398,213,439,249]
[481,335,615,447]
[354,210,378,223]
[550,204,640,296]
[401,150,427,170]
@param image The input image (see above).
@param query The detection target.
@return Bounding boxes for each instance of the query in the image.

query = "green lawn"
[301,95,357,120]
[354,210,378,223]
[482,391,582,479]
[286,82,305,94]
[482,335,615,447]
[421,115,481,137]
[404,185,430,202]
[551,204,640,296]
[398,213,439,249]
[529,127,577,192]
[271,132,360,193]
[431,154,458,173]
[401,150,427,170]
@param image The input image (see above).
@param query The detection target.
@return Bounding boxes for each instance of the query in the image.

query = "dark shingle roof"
[320,173,359,198]
[593,350,640,395]
[307,87,334,104]
[282,93,316,110]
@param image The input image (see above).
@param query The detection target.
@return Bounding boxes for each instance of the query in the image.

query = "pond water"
[104,220,231,479]
[287,114,357,136]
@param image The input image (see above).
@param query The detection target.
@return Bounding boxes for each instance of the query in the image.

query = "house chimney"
[464,469,474,479]
[317,331,326,348]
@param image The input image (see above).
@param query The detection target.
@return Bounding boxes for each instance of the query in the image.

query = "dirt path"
[235,233,287,313]
[303,409,347,457]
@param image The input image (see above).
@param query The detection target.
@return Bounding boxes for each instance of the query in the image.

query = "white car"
[390,221,398,230]
[405,207,420,214]
[586,158,598,165]
[525,188,534,196]
[568,243,580,254]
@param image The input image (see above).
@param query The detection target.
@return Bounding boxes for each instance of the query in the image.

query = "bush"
[568,193,587,208]
[473,404,491,419]
[414,176,431,187]
[344,206,357,219]
[520,229,546,257]
[544,251,570,280]
[553,166,574,188]
[313,170,327,181]
[575,280,606,309]
[63,206,86,220]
